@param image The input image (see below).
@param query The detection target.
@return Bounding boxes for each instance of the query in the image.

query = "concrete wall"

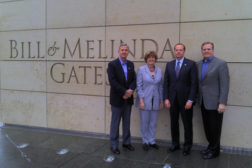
[0,0,252,149]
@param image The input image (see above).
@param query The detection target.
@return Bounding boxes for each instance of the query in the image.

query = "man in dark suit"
[197,42,229,159]
[163,43,198,156]
[107,43,136,154]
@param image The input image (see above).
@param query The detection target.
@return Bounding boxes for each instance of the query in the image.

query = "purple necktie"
[176,61,180,78]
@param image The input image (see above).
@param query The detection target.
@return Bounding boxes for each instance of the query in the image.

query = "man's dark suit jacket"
[163,58,198,105]
[107,58,136,107]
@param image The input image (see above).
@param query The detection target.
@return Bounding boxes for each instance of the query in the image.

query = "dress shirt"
[201,56,214,81]
[119,57,128,80]
[175,57,184,69]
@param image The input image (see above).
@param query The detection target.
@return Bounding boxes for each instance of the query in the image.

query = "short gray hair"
[118,43,129,50]
[201,42,214,50]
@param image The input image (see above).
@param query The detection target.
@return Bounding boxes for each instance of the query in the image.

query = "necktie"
[176,61,180,78]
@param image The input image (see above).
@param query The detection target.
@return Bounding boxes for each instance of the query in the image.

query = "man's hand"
[123,89,133,99]
[185,101,192,110]
[218,104,226,113]
[164,99,171,109]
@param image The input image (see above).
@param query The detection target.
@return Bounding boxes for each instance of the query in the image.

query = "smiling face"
[118,45,129,62]
[201,43,214,59]
[146,56,156,67]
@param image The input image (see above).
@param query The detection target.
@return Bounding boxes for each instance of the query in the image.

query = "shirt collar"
[119,57,127,65]
[203,56,214,63]
[176,57,184,64]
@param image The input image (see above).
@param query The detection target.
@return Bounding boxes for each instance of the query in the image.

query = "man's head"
[174,43,186,60]
[118,43,129,62]
[201,42,214,59]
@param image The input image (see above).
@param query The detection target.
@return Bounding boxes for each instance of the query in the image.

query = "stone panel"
[0,0,45,31]
[181,0,252,21]
[47,0,105,28]
[106,0,180,25]
[222,106,252,148]
[0,61,46,91]
[0,90,47,127]
[106,24,179,62]
[180,20,252,62]
[47,93,105,133]
[0,30,46,61]
[46,27,105,61]
[47,61,106,96]
[228,63,252,107]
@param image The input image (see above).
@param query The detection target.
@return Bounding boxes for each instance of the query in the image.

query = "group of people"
[107,42,229,160]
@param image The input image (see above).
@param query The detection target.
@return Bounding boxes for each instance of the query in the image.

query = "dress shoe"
[122,144,135,151]
[142,143,149,151]
[168,145,180,153]
[150,143,159,150]
[110,147,120,154]
[200,148,211,155]
[202,151,219,159]
[183,148,191,156]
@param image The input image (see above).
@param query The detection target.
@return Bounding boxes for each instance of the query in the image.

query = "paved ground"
[0,126,251,168]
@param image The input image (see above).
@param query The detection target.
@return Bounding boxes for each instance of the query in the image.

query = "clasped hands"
[123,89,133,99]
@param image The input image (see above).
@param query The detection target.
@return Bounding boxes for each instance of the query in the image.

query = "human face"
[174,44,185,60]
[118,46,129,62]
[146,56,156,67]
[201,44,214,59]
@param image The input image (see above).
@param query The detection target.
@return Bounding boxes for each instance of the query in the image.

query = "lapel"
[180,58,188,75]
[198,61,203,81]
[202,57,216,81]
[116,58,127,82]
[171,60,176,78]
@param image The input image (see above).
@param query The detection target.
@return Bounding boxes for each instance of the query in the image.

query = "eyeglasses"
[202,48,213,51]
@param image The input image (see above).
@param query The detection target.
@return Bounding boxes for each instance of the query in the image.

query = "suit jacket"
[197,57,229,110]
[136,65,163,111]
[163,58,198,106]
[107,58,136,107]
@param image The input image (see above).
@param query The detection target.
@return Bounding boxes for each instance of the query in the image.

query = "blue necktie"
[176,61,180,78]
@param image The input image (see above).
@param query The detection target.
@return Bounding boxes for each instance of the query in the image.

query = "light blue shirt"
[175,57,184,69]
[119,57,127,80]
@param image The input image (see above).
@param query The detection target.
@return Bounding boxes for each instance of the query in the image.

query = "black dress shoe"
[110,147,120,154]
[183,148,190,156]
[202,151,219,159]
[143,143,149,151]
[150,143,159,150]
[200,148,210,155]
[122,144,135,151]
[168,145,180,153]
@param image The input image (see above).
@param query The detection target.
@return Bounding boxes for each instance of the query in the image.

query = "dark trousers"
[170,96,193,148]
[201,101,223,153]
[110,101,132,149]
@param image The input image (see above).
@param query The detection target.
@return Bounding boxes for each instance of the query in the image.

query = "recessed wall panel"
[228,63,252,107]
[106,0,180,25]
[0,61,46,91]
[180,20,252,62]
[47,93,105,133]
[0,0,45,31]
[47,0,105,28]
[1,90,47,127]
[222,106,252,148]
[181,0,252,21]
